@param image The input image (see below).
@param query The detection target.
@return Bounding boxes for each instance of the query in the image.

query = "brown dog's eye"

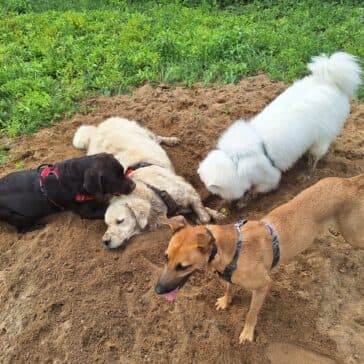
[116,218,124,225]
[164,253,168,262]
[176,263,191,271]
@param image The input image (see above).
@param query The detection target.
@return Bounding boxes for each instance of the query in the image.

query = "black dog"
[0,153,135,232]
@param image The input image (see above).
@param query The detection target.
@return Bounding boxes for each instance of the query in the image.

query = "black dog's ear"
[83,168,104,202]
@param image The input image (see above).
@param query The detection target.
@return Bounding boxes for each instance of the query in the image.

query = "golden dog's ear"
[160,215,188,233]
[196,231,213,254]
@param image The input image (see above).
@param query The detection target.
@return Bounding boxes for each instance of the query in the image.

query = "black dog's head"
[83,153,135,201]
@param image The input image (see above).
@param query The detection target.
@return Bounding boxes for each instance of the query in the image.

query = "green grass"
[0,1,363,136]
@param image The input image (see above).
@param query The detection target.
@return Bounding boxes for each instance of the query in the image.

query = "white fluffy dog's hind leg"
[308,140,332,173]
[73,125,97,150]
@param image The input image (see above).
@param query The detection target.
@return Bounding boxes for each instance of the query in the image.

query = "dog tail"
[307,52,362,99]
[72,125,96,150]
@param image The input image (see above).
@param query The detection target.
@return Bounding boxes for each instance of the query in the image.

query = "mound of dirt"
[0,75,363,363]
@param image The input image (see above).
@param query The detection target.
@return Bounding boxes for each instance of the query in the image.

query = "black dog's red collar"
[38,164,96,203]
[125,162,154,177]
[75,194,96,202]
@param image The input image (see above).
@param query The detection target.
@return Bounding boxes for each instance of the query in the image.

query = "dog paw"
[198,211,211,224]
[215,296,230,310]
[205,207,225,221]
[168,137,181,146]
[239,329,254,343]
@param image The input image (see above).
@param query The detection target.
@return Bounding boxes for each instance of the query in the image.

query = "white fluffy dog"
[198,52,362,204]
[73,117,222,249]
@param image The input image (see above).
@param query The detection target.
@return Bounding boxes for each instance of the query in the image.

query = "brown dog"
[155,175,364,343]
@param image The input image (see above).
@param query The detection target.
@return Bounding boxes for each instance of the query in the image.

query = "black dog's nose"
[103,238,111,247]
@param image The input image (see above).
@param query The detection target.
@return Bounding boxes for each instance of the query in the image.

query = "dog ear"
[196,231,213,254]
[160,215,188,233]
[83,168,104,202]
[126,201,150,230]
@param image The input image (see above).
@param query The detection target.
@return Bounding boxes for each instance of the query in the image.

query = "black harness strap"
[144,182,181,218]
[37,164,65,211]
[125,161,181,218]
[208,219,247,283]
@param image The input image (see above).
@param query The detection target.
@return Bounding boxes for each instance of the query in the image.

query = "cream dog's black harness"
[125,161,181,218]
[207,220,280,283]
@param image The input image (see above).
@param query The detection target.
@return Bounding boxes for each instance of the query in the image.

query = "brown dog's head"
[155,216,215,301]
[83,153,135,202]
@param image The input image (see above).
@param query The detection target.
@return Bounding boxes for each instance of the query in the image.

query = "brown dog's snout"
[155,271,192,295]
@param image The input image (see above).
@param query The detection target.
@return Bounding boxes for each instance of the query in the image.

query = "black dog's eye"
[116,218,124,225]
[176,263,191,271]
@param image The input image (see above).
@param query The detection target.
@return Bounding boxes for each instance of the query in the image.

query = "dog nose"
[103,238,111,247]
[155,282,164,295]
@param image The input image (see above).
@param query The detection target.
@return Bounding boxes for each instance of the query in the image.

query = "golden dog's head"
[155,216,214,301]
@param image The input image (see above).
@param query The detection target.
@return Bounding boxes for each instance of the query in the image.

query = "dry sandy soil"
[0,75,363,364]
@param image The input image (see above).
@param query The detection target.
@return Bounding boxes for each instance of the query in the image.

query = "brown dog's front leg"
[239,280,271,343]
[215,282,233,310]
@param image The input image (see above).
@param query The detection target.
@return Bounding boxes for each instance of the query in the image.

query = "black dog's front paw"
[17,223,45,233]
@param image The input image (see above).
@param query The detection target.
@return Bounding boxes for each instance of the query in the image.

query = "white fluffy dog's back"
[198,52,362,202]
[73,117,174,171]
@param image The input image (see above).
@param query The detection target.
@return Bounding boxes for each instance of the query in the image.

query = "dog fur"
[73,117,222,248]
[155,175,364,343]
[0,153,135,232]
[198,52,362,204]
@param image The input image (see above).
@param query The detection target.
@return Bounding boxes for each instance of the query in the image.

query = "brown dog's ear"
[160,215,188,233]
[196,231,213,254]
[83,168,104,202]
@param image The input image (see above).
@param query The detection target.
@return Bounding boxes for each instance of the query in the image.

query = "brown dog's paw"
[215,296,231,310]
[239,329,254,344]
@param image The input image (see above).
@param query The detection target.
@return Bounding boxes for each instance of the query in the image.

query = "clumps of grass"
[0,0,363,136]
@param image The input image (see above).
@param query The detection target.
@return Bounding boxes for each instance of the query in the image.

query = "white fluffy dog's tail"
[308,52,362,99]
[72,125,96,150]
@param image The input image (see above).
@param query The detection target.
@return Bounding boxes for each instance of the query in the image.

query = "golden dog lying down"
[155,175,364,343]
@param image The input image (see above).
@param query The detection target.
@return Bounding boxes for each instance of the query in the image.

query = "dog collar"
[125,162,154,177]
[206,227,217,263]
[209,219,247,283]
[261,142,280,171]
[262,221,280,268]
[75,194,96,202]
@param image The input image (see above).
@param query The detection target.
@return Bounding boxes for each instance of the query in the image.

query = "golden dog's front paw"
[205,207,225,222]
[215,296,230,310]
[239,328,254,343]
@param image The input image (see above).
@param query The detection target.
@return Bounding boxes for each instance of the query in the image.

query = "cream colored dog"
[73,117,222,248]
[155,175,364,343]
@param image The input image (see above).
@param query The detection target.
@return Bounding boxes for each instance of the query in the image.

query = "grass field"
[0,0,363,136]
